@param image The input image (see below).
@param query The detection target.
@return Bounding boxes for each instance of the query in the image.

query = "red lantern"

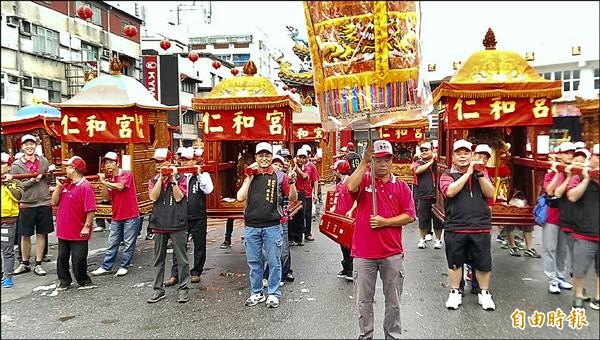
[290,88,297,94]
[230,68,239,76]
[159,39,171,51]
[77,4,93,20]
[212,60,222,70]
[123,25,138,38]
[283,85,289,91]
[188,52,199,63]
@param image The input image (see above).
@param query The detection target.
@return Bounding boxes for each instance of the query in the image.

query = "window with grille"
[32,25,59,57]
[33,77,61,103]
[181,82,194,94]
[81,42,99,61]
[75,1,102,26]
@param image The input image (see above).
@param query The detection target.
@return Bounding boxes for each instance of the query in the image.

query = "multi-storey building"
[1,1,142,120]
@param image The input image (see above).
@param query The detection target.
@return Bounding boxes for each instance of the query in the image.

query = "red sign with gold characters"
[380,127,425,142]
[292,124,325,142]
[445,97,553,129]
[201,108,291,141]
[60,108,150,143]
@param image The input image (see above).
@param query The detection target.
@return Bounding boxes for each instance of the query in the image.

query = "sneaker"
[524,248,541,258]
[425,234,433,241]
[147,290,166,304]
[478,290,496,311]
[33,265,47,276]
[219,241,231,249]
[42,255,51,263]
[500,241,510,249]
[434,240,442,249]
[337,270,347,278]
[115,268,128,277]
[417,239,426,249]
[557,278,573,290]
[93,226,105,232]
[509,247,521,257]
[177,289,189,303]
[13,264,31,275]
[590,299,599,310]
[145,233,155,240]
[288,241,297,246]
[446,289,462,310]
[344,273,354,282]
[245,293,266,307]
[305,235,315,241]
[279,281,285,287]
[266,295,279,308]
[2,277,14,288]
[572,298,584,309]
[296,241,305,246]
[284,273,295,282]
[496,235,505,243]
[91,267,111,276]
[56,283,71,291]
[262,279,268,288]
[516,240,526,251]
[548,283,561,294]
[78,283,98,290]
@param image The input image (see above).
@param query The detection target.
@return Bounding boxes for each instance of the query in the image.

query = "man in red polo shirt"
[347,140,415,339]
[440,139,496,311]
[91,151,140,277]
[51,156,97,291]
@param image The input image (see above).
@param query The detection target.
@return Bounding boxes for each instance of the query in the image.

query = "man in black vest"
[237,142,297,309]
[412,142,442,249]
[164,147,214,287]
[344,142,361,175]
[440,139,496,311]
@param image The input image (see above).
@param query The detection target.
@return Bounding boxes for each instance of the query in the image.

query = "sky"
[110,1,600,81]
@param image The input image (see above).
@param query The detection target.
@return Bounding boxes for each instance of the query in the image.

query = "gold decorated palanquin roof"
[193,61,300,112]
[433,29,562,103]
[387,117,429,129]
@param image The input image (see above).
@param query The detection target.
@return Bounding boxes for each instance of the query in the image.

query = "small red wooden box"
[319,211,355,249]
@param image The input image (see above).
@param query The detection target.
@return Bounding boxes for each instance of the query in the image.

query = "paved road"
[1,201,598,339]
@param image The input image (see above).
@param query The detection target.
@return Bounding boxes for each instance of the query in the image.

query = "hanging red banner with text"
[292,124,325,142]
[445,97,554,129]
[142,55,160,100]
[60,108,150,143]
[201,108,291,141]
[380,126,426,142]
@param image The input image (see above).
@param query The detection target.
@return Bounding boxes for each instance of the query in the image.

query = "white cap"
[373,140,394,158]
[301,144,311,151]
[574,141,586,149]
[151,148,172,161]
[180,147,194,160]
[574,149,591,159]
[419,142,431,149]
[593,144,599,156]
[340,146,348,152]
[432,140,439,148]
[21,134,37,144]
[453,139,473,152]
[553,146,560,153]
[102,151,118,161]
[176,146,186,155]
[474,144,492,157]
[297,148,308,157]
[558,142,576,153]
[255,142,272,154]
[194,148,204,157]
[272,155,284,164]
[1,152,10,163]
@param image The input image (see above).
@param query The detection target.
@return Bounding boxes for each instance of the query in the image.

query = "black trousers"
[289,192,306,243]
[57,239,92,286]
[171,217,208,277]
[341,245,353,272]
[304,196,313,237]
[224,218,234,242]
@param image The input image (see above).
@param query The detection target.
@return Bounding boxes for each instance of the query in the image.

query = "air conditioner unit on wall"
[101,49,110,59]
[7,16,20,27]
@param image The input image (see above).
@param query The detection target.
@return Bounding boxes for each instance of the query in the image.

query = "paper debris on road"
[301,288,310,293]
[33,284,57,292]
[521,277,532,281]
[307,297,315,301]
[131,283,145,288]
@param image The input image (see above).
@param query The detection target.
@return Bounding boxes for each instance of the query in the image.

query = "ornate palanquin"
[192,61,301,218]
[53,58,175,218]
[1,114,62,166]
[576,95,600,147]
[432,29,562,227]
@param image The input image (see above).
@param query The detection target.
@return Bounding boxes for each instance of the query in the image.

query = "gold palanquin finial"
[110,57,122,75]
[243,60,257,76]
[483,28,497,50]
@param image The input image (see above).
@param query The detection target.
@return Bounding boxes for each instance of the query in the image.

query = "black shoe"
[296,241,304,246]
[284,273,295,282]
[147,290,166,304]
[337,270,346,278]
[145,233,155,240]
[219,241,231,249]
[56,283,72,291]
[509,247,521,257]
[42,256,51,263]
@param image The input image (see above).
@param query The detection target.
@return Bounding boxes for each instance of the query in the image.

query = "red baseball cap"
[333,159,351,175]
[65,156,86,174]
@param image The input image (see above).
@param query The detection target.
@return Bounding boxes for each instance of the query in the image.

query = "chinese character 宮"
[296,128,309,140]
[527,311,545,328]
[134,114,145,138]
[415,128,423,139]
[85,115,107,137]
[454,99,480,121]
[116,115,135,138]
[202,113,224,134]
[61,114,81,135]
[546,308,566,329]
[266,110,284,135]
[511,309,526,330]
[531,98,549,118]
[233,111,255,134]
[314,128,324,139]
[566,308,588,329]
[489,97,516,120]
